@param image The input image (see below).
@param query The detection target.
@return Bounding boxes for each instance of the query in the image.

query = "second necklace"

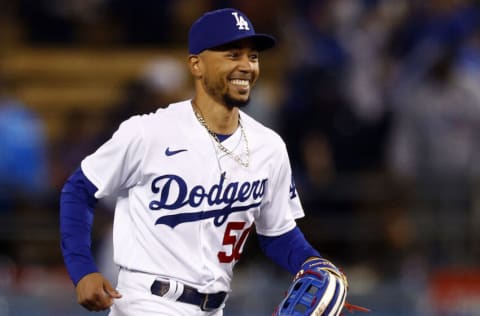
[193,108,250,168]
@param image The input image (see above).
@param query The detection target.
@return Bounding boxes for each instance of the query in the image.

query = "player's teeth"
[231,79,249,86]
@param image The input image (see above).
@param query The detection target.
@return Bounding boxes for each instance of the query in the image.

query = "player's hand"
[75,272,122,311]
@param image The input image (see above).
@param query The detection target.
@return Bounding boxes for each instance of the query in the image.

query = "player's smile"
[229,78,251,94]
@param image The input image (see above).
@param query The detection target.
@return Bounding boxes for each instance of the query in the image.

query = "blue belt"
[150,280,227,311]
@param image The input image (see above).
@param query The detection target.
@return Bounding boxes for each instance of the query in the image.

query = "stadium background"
[1,0,480,315]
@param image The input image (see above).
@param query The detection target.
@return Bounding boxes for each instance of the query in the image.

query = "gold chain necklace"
[193,107,250,168]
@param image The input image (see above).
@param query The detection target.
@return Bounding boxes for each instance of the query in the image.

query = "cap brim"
[249,34,276,51]
[204,33,276,53]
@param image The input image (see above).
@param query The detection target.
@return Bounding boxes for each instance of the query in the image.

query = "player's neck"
[191,98,239,135]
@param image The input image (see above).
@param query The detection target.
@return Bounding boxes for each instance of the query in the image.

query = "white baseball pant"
[109,268,225,316]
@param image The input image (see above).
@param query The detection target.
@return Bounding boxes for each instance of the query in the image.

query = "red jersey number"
[218,221,252,263]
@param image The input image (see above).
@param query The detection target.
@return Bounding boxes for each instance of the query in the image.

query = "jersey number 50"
[218,221,253,263]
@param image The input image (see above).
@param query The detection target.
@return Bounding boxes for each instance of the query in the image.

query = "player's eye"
[226,50,240,59]
[249,53,259,61]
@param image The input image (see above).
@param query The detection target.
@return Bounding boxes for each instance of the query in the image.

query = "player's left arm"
[257,226,319,275]
[258,227,347,315]
[261,229,369,315]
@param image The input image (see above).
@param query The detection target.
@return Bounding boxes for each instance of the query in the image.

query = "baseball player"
[60,8,351,316]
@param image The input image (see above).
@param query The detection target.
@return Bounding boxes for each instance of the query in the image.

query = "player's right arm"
[60,116,144,310]
[60,167,121,311]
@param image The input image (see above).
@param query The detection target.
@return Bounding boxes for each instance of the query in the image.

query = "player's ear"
[188,55,202,78]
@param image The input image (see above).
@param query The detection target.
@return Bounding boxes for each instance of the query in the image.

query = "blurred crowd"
[1,0,480,314]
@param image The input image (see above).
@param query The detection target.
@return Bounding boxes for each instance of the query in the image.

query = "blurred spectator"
[0,79,49,266]
[385,0,480,268]
[291,130,358,262]
[456,28,480,104]
[387,46,480,266]
[0,84,48,212]
[49,109,102,193]
[295,131,345,216]
[340,0,397,163]
[282,0,348,70]
[388,0,480,94]
[280,66,346,170]
[281,0,391,175]
[278,0,349,170]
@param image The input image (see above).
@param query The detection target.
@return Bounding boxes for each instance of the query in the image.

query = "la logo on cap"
[231,12,250,30]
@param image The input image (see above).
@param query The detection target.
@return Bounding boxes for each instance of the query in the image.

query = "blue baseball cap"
[188,8,276,55]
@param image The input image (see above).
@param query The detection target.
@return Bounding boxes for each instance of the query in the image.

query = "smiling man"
[60,8,349,316]
[192,39,260,109]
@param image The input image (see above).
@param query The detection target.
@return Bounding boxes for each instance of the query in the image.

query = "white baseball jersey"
[81,100,304,294]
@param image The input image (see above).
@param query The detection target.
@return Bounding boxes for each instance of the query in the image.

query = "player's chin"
[224,94,251,109]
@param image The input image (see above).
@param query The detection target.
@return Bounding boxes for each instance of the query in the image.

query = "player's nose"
[236,54,256,73]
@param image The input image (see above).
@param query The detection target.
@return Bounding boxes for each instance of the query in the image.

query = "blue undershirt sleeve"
[60,167,99,285]
[257,227,320,275]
